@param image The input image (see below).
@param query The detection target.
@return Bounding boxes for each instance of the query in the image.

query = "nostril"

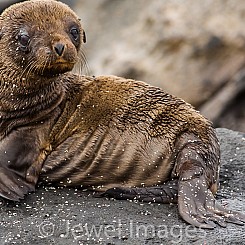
[54,43,65,56]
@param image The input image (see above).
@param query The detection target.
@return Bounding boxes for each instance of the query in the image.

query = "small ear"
[82,30,86,43]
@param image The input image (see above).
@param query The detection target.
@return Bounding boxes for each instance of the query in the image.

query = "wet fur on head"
[0,0,87,80]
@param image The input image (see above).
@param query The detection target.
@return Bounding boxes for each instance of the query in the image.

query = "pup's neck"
[0,64,65,119]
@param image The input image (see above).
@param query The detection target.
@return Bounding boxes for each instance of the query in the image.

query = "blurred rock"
[200,69,245,132]
[0,0,22,12]
[74,0,245,131]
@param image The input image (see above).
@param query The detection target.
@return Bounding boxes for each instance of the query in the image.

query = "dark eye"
[70,27,79,41]
[18,34,30,47]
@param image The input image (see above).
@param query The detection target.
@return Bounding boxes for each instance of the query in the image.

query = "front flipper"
[178,161,245,229]
[0,129,48,201]
[0,166,35,201]
[100,179,178,203]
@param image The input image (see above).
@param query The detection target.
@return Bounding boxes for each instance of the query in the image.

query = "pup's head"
[0,0,86,77]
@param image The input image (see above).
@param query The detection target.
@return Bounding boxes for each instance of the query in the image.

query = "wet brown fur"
[0,0,244,229]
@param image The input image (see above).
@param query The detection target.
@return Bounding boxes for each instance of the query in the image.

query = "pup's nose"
[54,43,65,56]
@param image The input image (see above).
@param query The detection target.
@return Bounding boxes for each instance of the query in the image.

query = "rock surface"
[1,0,245,130]
[0,128,244,245]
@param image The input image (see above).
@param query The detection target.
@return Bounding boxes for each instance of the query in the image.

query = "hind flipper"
[100,179,178,203]
[178,160,245,229]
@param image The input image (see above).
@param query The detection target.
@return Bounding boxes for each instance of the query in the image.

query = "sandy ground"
[0,128,244,245]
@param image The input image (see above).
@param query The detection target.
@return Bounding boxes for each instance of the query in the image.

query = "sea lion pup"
[0,0,244,229]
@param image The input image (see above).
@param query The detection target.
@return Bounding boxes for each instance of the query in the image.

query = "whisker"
[73,48,91,76]
[25,60,38,81]
[19,57,35,79]
[81,48,91,75]
[40,56,50,76]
